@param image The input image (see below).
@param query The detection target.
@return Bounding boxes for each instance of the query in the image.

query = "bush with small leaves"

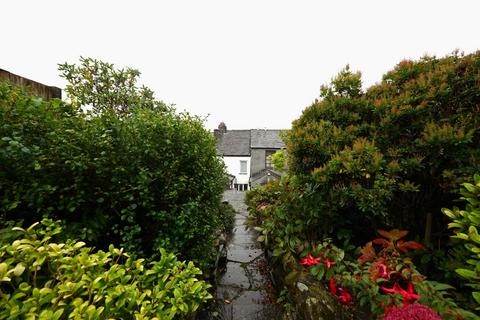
[0,220,212,319]
[0,64,227,269]
[443,174,480,310]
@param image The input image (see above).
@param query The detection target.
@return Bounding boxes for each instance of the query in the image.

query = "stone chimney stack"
[218,122,227,134]
[214,122,227,139]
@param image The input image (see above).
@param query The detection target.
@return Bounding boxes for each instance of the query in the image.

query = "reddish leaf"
[358,241,376,264]
[373,238,390,247]
[370,261,390,281]
[378,229,409,241]
[397,240,424,253]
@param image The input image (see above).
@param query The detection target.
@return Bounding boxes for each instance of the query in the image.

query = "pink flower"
[383,304,442,320]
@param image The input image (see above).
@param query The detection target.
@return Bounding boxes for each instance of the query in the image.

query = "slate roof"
[216,130,251,156]
[250,129,285,149]
[216,129,286,156]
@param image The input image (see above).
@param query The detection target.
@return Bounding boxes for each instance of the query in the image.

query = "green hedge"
[0,74,226,268]
[286,51,480,245]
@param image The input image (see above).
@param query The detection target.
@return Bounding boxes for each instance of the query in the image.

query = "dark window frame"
[265,150,276,169]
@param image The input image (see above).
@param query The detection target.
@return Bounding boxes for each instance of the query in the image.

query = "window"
[240,160,247,174]
[265,150,275,169]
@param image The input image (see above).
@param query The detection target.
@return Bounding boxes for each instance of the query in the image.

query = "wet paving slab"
[227,248,263,263]
[198,190,283,320]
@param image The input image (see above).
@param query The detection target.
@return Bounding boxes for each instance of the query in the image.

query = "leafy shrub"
[58,57,168,117]
[0,61,226,269]
[246,179,311,264]
[0,220,212,319]
[443,174,480,310]
[353,229,424,315]
[247,182,479,318]
[294,231,476,319]
[271,149,287,173]
[286,51,480,246]
[246,179,284,226]
[246,51,480,319]
[218,201,236,234]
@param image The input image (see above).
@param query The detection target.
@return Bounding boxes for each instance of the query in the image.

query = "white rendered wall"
[222,156,251,185]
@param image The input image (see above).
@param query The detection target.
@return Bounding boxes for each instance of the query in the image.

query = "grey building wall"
[251,148,279,176]
[250,148,266,175]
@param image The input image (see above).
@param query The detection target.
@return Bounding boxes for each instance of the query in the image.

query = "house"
[215,123,251,191]
[0,68,61,100]
[215,122,286,191]
[249,129,285,188]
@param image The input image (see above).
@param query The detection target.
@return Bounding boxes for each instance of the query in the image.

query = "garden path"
[202,190,283,320]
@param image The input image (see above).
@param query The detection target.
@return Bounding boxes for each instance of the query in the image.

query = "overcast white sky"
[1,1,479,130]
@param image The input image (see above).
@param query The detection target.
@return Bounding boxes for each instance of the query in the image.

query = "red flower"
[329,277,351,305]
[324,257,337,270]
[329,277,337,295]
[381,282,420,306]
[300,253,320,268]
[338,288,352,305]
[378,263,389,279]
[403,282,420,306]
[381,282,399,294]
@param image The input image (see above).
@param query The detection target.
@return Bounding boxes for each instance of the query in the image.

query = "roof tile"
[250,129,285,149]
[216,130,251,156]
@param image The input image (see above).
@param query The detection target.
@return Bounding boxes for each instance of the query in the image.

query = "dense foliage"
[0,220,211,319]
[0,59,226,269]
[287,52,480,245]
[443,174,480,310]
[248,50,480,262]
[292,228,475,319]
[246,51,480,318]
